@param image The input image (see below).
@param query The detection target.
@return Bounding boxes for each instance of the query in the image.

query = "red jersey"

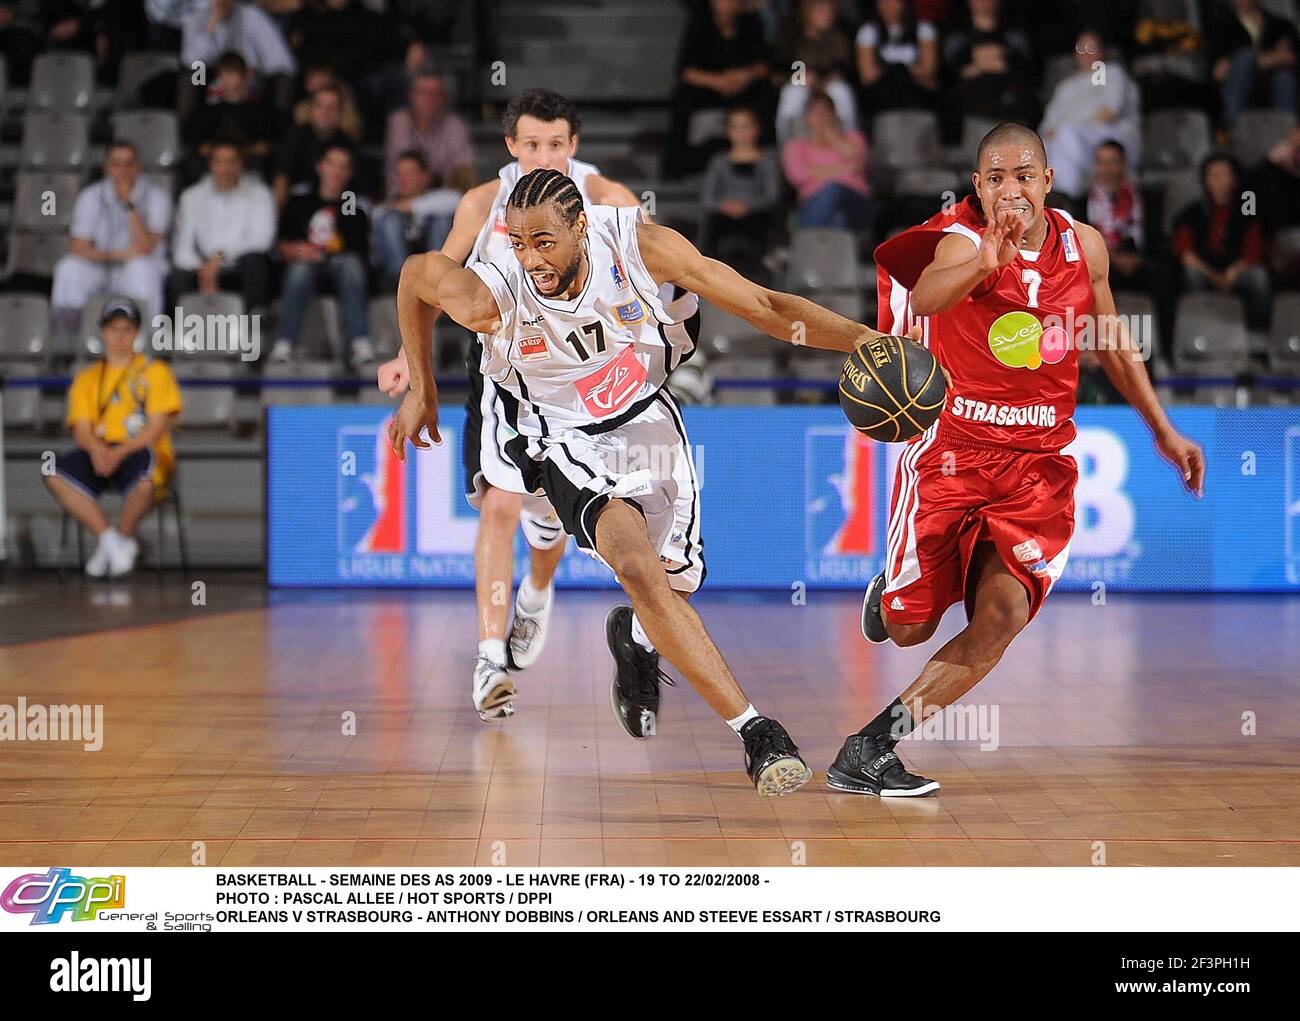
[875,195,1093,453]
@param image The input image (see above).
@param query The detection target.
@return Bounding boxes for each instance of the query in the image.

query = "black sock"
[858,697,914,743]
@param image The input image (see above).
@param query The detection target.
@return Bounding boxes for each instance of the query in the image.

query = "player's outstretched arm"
[377,182,499,396]
[390,251,500,461]
[1076,222,1205,497]
[911,211,1025,316]
[636,221,885,352]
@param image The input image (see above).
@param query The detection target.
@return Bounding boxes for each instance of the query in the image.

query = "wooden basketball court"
[2,583,1297,868]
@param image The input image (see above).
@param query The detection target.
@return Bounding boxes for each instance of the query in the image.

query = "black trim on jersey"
[557,441,597,480]
[511,358,549,437]
[577,386,663,435]
[654,389,704,583]
[485,261,518,315]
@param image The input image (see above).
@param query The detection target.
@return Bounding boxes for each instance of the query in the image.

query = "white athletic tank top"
[468,157,602,268]
[470,204,700,435]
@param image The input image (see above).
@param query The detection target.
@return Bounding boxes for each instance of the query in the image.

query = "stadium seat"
[786,229,859,292]
[1112,290,1161,365]
[947,116,999,169]
[172,292,249,361]
[0,363,44,432]
[896,166,960,198]
[11,171,83,233]
[712,356,778,406]
[1172,292,1250,376]
[114,51,179,109]
[19,111,91,171]
[298,297,342,363]
[687,108,727,149]
[4,231,69,279]
[1160,169,1202,236]
[178,362,239,431]
[368,298,400,359]
[1261,0,1298,20]
[260,361,334,406]
[871,111,942,172]
[0,293,52,363]
[1267,292,1300,373]
[28,53,95,112]
[75,293,117,356]
[1230,110,1296,168]
[1039,53,1077,100]
[1141,109,1211,184]
[111,110,180,171]
[698,301,773,360]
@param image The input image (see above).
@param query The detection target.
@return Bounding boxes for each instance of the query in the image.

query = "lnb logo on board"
[1,867,126,924]
[805,426,899,582]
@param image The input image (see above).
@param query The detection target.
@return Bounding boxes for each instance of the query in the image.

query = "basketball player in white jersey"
[377,90,645,721]
[388,168,905,796]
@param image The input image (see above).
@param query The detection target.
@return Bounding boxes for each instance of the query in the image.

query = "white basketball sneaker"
[507,583,553,670]
[473,654,516,721]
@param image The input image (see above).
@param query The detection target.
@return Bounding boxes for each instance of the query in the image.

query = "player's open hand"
[978,209,1026,274]
[1155,427,1205,497]
[377,355,409,397]
[388,390,441,461]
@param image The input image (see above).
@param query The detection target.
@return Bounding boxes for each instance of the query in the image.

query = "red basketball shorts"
[882,429,1077,626]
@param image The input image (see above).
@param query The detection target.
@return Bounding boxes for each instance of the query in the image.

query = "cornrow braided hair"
[507,168,585,226]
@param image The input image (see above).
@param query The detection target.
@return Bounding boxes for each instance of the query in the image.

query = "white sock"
[630,612,654,652]
[478,638,507,666]
[101,527,122,547]
[726,704,760,733]
[516,577,550,614]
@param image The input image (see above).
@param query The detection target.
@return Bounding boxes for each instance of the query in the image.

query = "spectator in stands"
[272,143,374,367]
[700,106,783,278]
[781,88,873,230]
[1209,0,1299,132]
[38,1,96,56]
[372,150,460,290]
[51,141,172,339]
[384,71,474,196]
[288,0,383,86]
[360,37,433,123]
[1040,30,1142,202]
[273,83,353,206]
[854,0,940,122]
[180,0,296,80]
[169,138,276,315]
[1256,127,1300,286]
[941,0,1039,139]
[773,0,858,142]
[1173,153,1272,330]
[0,1,39,86]
[1087,139,1175,356]
[293,63,364,141]
[666,0,774,178]
[182,51,281,174]
[43,298,182,578]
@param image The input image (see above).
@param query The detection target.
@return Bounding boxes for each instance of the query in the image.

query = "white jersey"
[470,204,700,435]
[468,157,602,268]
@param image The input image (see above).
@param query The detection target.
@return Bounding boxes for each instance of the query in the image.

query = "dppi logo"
[1,868,125,924]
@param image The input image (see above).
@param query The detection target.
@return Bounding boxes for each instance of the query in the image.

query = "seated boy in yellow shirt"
[43,298,183,577]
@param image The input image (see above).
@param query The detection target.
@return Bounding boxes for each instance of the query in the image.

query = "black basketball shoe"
[861,571,891,645]
[826,734,940,797]
[606,605,674,739]
[741,717,814,797]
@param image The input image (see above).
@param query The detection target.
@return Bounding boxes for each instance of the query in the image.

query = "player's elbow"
[909,285,944,318]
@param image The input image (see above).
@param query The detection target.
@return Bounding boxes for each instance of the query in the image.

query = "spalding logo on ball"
[838,334,946,442]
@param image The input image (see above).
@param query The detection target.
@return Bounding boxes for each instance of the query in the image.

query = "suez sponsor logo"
[49,952,150,1001]
[2,867,126,924]
[949,395,1058,427]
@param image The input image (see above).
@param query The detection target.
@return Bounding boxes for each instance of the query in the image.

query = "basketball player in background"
[830,123,1205,797]
[377,90,646,721]
[389,169,907,794]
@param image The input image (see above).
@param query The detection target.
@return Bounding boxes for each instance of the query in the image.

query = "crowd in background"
[1,0,1298,372]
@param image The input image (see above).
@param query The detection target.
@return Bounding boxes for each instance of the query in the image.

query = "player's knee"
[888,619,940,647]
[479,486,521,530]
[612,551,664,597]
[971,594,1030,648]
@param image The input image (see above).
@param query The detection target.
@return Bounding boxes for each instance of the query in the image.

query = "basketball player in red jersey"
[827,123,1205,797]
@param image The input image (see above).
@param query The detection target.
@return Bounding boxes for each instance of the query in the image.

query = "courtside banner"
[267,405,1300,591]
[0,867,1295,932]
